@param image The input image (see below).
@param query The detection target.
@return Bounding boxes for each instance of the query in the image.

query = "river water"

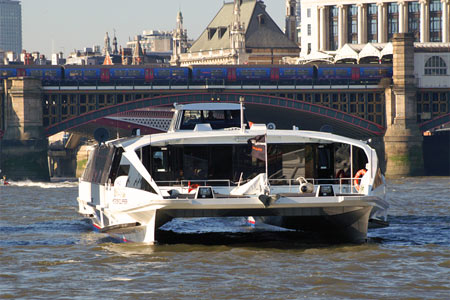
[0,177,449,299]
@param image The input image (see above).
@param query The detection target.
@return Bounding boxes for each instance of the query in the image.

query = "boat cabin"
[168,103,248,132]
[81,103,373,192]
[142,142,368,186]
[81,140,369,192]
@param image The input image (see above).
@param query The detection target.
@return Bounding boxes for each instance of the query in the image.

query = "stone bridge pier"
[384,33,424,177]
[1,77,49,181]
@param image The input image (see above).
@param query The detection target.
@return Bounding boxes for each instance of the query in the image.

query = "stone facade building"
[300,0,450,56]
[285,0,298,44]
[170,11,189,66]
[172,0,300,66]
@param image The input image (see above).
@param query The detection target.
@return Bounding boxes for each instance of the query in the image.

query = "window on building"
[207,28,216,40]
[429,0,442,42]
[408,2,420,42]
[424,56,447,75]
[307,8,311,18]
[258,14,266,25]
[218,27,227,39]
[367,4,378,43]
[329,6,339,50]
[347,5,358,44]
[307,24,311,36]
[387,3,399,41]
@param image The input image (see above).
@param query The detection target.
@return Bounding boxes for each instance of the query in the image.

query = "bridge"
[40,84,450,138]
[43,89,388,139]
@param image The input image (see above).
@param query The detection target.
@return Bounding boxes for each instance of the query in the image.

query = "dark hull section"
[260,206,372,243]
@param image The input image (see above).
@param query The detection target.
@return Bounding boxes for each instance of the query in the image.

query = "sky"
[21,0,287,57]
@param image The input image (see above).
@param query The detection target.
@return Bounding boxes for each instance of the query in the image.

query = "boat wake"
[6,179,78,189]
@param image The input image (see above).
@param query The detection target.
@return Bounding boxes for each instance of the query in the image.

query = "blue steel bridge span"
[45,92,386,138]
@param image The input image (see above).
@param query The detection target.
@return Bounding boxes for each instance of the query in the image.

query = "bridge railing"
[43,79,383,89]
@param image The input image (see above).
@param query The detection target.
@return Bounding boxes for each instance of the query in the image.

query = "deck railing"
[155,177,363,195]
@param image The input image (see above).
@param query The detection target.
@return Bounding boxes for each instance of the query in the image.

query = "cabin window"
[352,147,369,176]
[266,144,307,184]
[334,144,351,179]
[111,158,130,187]
[153,149,168,172]
[108,147,126,183]
[317,145,334,180]
[203,110,225,121]
[180,110,202,129]
[150,147,172,182]
[146,145,237,184]
[183,146,209,180]
[318,145,331,170]
[142,143,365,186]
[125,163,157,194]
[180,110,243,130]
[81,145,115,184]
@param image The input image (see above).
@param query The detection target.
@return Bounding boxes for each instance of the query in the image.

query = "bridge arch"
[45,92,386,138]
[420,113,450,132]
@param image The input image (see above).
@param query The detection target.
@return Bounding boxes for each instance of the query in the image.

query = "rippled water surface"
[0,178,449,299]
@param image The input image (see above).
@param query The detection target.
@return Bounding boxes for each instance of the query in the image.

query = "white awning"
[334,44,361,62]
[380,42,393,57]
[359,43,385,60]
[298,51,334,64]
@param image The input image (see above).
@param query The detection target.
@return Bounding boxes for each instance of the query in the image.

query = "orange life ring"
[353,169,367,191]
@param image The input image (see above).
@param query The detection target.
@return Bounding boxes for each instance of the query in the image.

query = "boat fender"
[297,177,314,193]
[354,169,367,192]
[168,189,180,198]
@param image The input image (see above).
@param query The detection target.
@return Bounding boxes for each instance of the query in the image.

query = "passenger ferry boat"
[77,102,388,244]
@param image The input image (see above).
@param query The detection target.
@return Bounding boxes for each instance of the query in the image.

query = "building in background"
[170,11,189,66]
[174,0,300,66]
[285,0,298,44]
[126,30,173,54]
[300,0,450,56]
[65,47,104,65]
[51,52,66,65]
[0,0,22,58]
[0,50,15,64]
[296,0,301,44]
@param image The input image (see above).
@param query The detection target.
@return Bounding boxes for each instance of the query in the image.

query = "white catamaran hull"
[78,181,388,243]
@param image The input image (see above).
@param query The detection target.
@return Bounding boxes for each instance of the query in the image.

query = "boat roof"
[112,127,371,152]
[175,103,242,111]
